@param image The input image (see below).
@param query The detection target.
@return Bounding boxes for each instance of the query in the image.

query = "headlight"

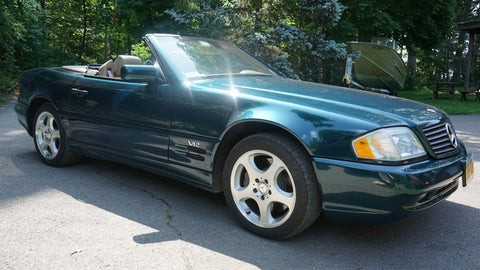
[353,127,426,161]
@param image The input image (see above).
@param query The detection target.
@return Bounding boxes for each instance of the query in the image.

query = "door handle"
[71,88,88,97]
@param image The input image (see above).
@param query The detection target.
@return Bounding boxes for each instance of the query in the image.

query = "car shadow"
[19,156,478,269]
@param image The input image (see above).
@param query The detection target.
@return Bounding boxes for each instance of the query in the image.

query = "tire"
[33,103,81,166]
[223,132,321,240]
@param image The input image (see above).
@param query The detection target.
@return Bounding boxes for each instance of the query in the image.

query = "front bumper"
[313,150,471,224]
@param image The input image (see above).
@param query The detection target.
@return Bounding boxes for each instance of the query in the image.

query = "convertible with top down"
[15,34,474,239]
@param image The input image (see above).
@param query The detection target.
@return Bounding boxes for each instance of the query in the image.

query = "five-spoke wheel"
[35,110,61,160]
[224,132,321,240]
[230,149,296,228]
[33,103,81,166]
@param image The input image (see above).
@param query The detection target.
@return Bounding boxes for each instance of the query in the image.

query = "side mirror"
[121,65,161,82]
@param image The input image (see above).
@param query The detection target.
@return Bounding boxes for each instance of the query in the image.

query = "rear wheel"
[223,132,321,240]
[33,103,81,166]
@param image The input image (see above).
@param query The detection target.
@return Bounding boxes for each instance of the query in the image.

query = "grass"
[399,87,480,115]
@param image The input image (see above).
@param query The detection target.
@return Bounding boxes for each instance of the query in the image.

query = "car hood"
[191,75,445,127]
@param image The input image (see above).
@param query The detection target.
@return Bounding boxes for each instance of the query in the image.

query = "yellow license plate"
[463,155,474,187]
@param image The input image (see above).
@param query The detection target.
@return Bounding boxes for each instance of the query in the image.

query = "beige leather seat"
[113,55,142,77]
[98,59,114,77]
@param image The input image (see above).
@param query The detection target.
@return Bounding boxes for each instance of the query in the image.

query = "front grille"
[422,122,459,158]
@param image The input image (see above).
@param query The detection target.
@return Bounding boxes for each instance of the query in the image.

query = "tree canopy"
[1,0,479,92]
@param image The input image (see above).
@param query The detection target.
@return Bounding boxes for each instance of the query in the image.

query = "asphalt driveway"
[1,99,479,269]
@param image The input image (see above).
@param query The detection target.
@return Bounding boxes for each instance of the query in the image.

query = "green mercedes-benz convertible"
[15,34,473,239]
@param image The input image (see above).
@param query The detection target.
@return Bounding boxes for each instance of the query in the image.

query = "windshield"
[153,35,276,79]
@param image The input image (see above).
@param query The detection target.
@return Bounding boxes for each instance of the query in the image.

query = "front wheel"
[33,103,81,166]
[223,132,321,240]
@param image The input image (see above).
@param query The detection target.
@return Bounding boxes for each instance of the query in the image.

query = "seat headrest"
[98,59,114,77]
[113,55,142,77]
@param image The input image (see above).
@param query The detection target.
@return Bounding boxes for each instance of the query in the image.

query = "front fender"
[224,101,380,161]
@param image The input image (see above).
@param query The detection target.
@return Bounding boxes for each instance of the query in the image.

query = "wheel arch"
[211,120,314,193]
[26,97,58,136]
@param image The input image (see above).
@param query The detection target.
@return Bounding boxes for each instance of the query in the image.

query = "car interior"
[98,55,142,78]
[61,55,144,79]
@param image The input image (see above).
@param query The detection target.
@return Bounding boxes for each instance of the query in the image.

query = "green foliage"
[167,0,347,83]
[330,0,400,42]
[389,0,456,51]
[131,42,151,62]
[334,0,456,51]
[0,0,48,89]
[0,0,474,93]
[0,0,181,91]
[409,0,477,85]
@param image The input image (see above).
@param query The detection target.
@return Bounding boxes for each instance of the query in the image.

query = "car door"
[67,76,171,169]
[167,82,234,186]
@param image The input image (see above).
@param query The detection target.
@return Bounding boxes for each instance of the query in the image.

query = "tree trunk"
[254,0,262,30]
[80,0,87,61]
[255,0,262,11]
[406,44,418,78]
[452,31,466,82]
[104,28,109,61]
[464,32,476,91]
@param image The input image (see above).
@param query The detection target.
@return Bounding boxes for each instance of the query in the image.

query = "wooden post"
[458,20,480,91]
[464,32,476,91]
